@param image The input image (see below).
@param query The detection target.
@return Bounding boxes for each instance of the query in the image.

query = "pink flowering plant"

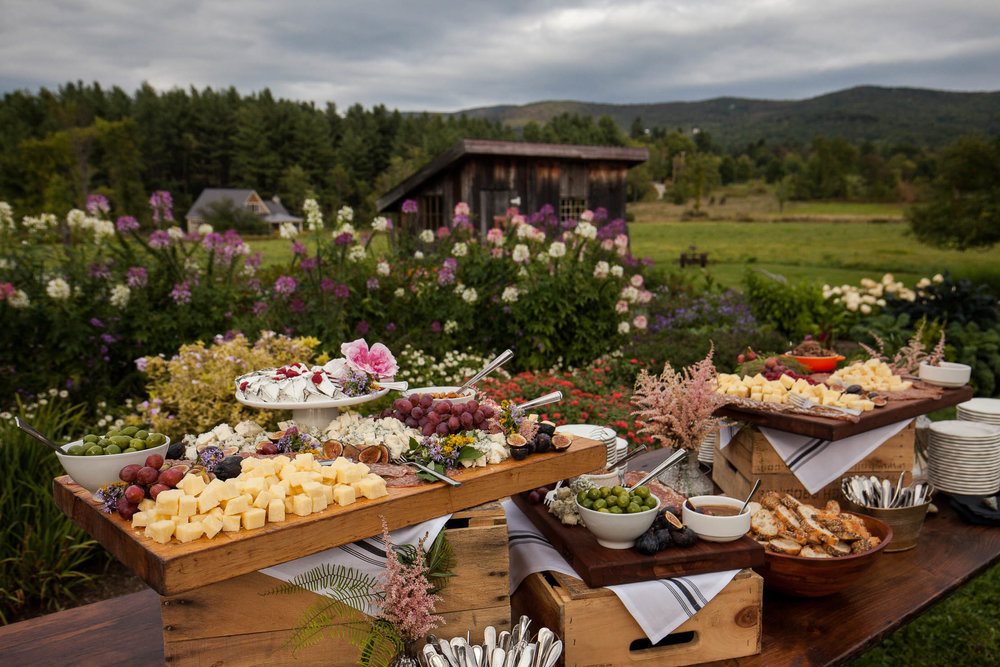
[265,516,449,666]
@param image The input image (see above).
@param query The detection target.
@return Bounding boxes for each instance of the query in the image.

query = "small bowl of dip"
[682,494,752,543]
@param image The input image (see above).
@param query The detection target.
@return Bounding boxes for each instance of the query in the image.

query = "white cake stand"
[235,388,390,430]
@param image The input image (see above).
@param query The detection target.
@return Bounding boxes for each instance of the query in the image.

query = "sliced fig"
[870,395,889,407]
[537,421,557,436]
[507,434,527,447]
[358,446,382,465]
[342,444,361,461]
[377,444,390,463]
[322,440,344,459]
[551,434,572,451]
[268,430,285,442]
[662,510,684,530]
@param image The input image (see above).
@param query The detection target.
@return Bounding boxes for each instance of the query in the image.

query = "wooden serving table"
[51,436,606,596]
[3,498,997,665]
[716,385,973,440]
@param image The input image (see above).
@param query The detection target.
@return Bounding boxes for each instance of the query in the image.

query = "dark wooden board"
[510,492,765,588]
[53,436,605,596]
[716,384,973,440]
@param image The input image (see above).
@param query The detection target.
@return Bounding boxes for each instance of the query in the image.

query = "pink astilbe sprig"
[375,517,444,643]
[631,344,723,452]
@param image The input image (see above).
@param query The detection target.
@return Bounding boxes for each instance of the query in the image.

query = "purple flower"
[355,320,369,335]
[443,258,457,270]
[90,318,104,328]
[300,257,318,271]
[86,194,110,216]
[437,267,455,285]
[430,320,442,333]
[135,357,148,371]
[333,284,350,299]
[366,277,379,290]
[252,301,268,317]
[289,298,306,314]
[149,230,171,249]
[320,278,336,292]
[126,266,148,288]
[170,282,191,305]
[291,241,307,256]
[149,190,173,223]
[335,232,353,246]
[88,263,111,280]
[202,232,224,251]
[402,199,418,214]
[274,275,297,298]
[452,213,469,228]
[100,333,116,344]
[641,256,655,268]
[386,322,396,333]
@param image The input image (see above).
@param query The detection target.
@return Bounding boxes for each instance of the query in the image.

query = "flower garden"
[2,190,1000,652]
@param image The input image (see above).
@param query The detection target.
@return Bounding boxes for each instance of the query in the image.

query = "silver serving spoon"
[739,479,762,514]
[541,640,562,667]
[14,416,65,453]
[628,448,687,491]
[518,391,563,412]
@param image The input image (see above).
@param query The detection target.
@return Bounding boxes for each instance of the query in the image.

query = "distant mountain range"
[444,86,1000,149]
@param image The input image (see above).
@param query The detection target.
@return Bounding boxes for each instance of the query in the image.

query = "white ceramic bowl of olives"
[575,485,660,549]
[55,427,169,494]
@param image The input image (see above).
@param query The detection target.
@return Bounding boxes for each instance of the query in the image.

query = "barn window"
[419,195,443,229]
[560,198,586,222]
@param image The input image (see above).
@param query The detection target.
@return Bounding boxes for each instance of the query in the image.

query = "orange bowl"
[757,512,892,597]
[783,354,845,372]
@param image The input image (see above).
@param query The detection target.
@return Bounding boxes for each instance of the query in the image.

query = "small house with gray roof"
[184,189,302,234]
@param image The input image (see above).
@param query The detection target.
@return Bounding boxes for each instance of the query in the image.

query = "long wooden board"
[510,491,764,587]
[53,436,605,596]
[716,384,973,440]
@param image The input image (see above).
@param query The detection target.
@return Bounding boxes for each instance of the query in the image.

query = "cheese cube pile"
[715,373,876,411]
[132,454,389,545]
[829,359,913,393]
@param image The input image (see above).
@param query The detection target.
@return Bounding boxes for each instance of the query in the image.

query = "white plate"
[929,420,1000,439]
[958,398,1000,415]
[235,387,389,410]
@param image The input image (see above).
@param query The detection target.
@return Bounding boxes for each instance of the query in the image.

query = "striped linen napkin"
[749,419,914,494]
[504,500,738,644]
[258,515,452,614]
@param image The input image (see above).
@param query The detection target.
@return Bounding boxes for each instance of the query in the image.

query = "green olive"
[104,444,122,455]
[634,486,650,499]
[609,505,623,514]
[82,434,99,444]
[85,445,103,456]
[66,444,87,456]
[134,430,148,440]
[121,426,139,436]
[593,498,607,511]
[587,488,601,501]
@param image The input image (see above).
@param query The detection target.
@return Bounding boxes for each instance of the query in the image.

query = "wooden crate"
[161,505,510,666]
[510,569,762,666]
[712,423,915,505]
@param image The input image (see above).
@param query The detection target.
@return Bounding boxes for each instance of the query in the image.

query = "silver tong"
[627,448,687,491]
[460,349,514,391]
[518,391,563,412]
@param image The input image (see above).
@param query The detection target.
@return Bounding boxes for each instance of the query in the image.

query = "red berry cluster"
[380,394,496,437]
[115,454,187,519]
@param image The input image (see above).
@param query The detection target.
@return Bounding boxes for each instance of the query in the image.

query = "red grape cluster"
[380,394,496,436]
[759,357,818,384]
[115,453,187,519]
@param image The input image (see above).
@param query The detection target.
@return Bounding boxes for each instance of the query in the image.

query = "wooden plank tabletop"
[510,491,764,587]
[716,384,973,440]
[52,436,605,596]
[4,499,998,666]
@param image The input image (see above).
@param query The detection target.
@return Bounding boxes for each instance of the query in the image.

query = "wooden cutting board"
[53,436,605,596]
[716,384,973,440]
[510,492,764,587]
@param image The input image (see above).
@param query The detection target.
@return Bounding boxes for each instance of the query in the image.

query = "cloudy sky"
[2,0,999,112]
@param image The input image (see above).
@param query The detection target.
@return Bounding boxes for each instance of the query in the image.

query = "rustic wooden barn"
[375,139,648,233]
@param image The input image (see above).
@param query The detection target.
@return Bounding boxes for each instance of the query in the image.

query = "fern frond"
[424,531,457,592]
[262,563,381,601]
[283,596,365,653]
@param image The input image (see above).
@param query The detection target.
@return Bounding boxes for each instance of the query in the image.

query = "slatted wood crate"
[510,569,762,666]
[712,422,915,506]
[160,505,509,666]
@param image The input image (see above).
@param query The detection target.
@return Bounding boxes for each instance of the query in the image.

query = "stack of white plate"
[698,430,718,465]
[957,398,1000,426]
[927,420,1000,495]
[557,424,618,468]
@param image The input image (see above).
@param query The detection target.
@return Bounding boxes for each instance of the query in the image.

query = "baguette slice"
[750,508,781,538]
[766,537,803,555]
[799,545,833,559]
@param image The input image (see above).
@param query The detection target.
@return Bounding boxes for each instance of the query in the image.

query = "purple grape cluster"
[381,394,496,436]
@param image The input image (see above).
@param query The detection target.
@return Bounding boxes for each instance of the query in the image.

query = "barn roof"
[375,139,648,212]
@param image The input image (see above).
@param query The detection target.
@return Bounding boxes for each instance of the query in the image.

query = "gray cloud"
[1,0,998,111]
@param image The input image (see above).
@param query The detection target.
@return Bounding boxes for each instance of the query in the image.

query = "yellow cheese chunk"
[208,507,224,521]
[197,489,220,514]
[337,465,364,485]
[170,515,189,526]
[282,496,295,513]
[267,498,285,523]
[272,454,291,469]
[175,521,204,543]
[177,494,198,517]
[311,494,328,513]
[221,515,241,532]
[155,489,183,516]
[302,481,325,499]
[223,495,250,516]
[138,498,155,512]
[358,475,388,500]
[333,484,356,507]
[177,473,206,497]
[292,494,312,517]
[241,507,267,530]
[146,519,175,544]
[131,511,149,529]
[202,515,223,539]
[252,490,274,510]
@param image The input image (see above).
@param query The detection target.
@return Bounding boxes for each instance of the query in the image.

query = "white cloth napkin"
[504,500,738,644]
[748,419,913,494]
[258,515,452,615]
